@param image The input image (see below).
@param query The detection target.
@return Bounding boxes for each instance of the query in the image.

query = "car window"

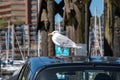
[35,67,120,80]
[17,63,27,80]
[17,63,31,80]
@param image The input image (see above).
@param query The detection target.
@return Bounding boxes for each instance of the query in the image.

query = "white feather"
[51,31,82,49]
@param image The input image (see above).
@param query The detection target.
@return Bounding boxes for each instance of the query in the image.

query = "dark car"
[11,56,120,80]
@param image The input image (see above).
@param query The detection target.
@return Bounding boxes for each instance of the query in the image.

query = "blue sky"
[90,0,104,17]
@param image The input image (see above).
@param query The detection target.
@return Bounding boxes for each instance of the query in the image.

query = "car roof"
[28,56,120,72]
[25,56,120,80]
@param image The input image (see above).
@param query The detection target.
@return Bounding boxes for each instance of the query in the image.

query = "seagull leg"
[71,48,75,56]
[60,47,64,56]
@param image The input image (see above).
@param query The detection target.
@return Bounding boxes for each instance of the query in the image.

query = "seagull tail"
[74,44,82,49]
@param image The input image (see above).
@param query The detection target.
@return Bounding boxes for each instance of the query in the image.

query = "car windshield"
[36,66,120,80]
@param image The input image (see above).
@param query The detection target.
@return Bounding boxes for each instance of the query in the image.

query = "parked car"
[9,56,120,80]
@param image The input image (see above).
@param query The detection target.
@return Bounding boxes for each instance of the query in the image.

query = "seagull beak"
[48,33,52,36]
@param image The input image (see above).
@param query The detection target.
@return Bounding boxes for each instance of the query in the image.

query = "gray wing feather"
[53,34,76,48]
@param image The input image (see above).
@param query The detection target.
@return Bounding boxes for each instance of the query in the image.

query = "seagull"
[48,31,82,49]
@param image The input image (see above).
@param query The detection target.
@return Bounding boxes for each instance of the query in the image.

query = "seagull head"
[48,31,59,36]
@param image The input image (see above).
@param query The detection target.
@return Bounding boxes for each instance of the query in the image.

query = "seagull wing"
[52,33,77,48]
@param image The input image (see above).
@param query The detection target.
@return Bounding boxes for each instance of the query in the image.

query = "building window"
[11,4,25,8]
[32,22,37,25]
[32,10,37,14]
[16,16,24,20]
[32,4,37,8]
[11,10,25,14]
[32,16,37,20]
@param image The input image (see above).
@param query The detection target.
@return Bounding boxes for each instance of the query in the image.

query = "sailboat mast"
[15,32,25,60]
[58,15,61,33]
[0,45,1,54]
[37,0,41,56]
[6,21,10,61]
[99,16,103,56]
[94,7,97,40]
[5,32,8,61]
[94,7,98,47]
[11,24,15,61]
[94,7,100,55]
[38,30,41,56]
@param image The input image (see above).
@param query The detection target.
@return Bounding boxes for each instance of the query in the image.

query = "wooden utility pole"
[104,0,120,56]
[47,0,55,56]
[114,16,120,57]
[104,0,113,56]
[63,0,91,55]
[85,1,91,56]
[37,0,91,56]
[37,0,49,56]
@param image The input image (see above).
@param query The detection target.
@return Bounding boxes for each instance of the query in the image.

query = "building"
[0,0,39,59]
[0,25,38,60]
[0,0,38,25]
